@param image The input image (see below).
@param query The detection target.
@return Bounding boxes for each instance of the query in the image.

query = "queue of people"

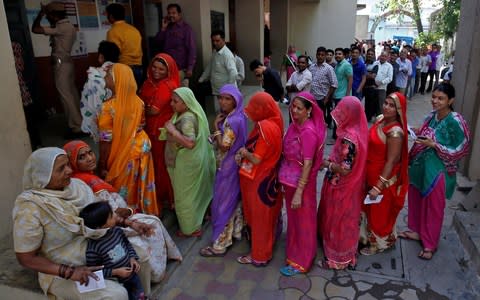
[16,2,471,299]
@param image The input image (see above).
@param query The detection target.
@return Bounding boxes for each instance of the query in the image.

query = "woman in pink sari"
[279,92,326,276]
[317,96,368,269]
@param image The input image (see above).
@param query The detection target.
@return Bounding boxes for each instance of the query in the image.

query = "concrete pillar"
[452,0,480,180]
[0,4,32,239]
[269,0,289,71]
[235,0,263,85]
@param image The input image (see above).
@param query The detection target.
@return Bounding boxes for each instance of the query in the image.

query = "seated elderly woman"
[63,140,182,282]
[13,148,166,299]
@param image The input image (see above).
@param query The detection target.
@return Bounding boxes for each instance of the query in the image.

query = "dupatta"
[106,63,145,182]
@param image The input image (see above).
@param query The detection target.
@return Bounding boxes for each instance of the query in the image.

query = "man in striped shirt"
[80,201,145,299]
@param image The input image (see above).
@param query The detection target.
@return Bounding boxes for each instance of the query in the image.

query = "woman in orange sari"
[236,92,284,267]
[139,53,179,213]
[98,63,158,216]
[360,92,409,255]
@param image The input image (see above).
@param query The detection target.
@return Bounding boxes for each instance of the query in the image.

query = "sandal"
[360,246,383,256]
[418,249,435,260]
[176,229,202,238]
[398,231,420,241]
[236,255,269,267]
[199,246,226,257]
[317,260,330,269]
[280,265,303,276]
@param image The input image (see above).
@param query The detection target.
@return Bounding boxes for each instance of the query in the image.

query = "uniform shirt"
[86,226,139,283]
[333,59,353,99]
[199,45,237,95]
[107,20,142,66]
[43,19,76,59]
[309,62,337,101]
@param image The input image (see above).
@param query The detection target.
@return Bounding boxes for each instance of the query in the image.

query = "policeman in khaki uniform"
[32,1,85,138]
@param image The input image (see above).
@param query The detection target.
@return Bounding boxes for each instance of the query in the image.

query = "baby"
[80,201,145,300]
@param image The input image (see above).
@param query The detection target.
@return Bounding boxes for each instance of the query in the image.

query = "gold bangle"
[127,207,134,217]
[372,186,382,193]
[379,175,388,183]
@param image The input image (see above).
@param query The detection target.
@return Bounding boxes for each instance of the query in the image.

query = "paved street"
[151,91,480,300]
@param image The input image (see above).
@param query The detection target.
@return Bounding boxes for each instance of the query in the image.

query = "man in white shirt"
[373,51,393,112]
[199,30,237,112]
[395,49,412,95]
[286,55,312,101]
[435,45,444,88]
[418,48,431,94]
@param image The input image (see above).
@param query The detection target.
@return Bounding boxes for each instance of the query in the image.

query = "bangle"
[379,175,388,183]
[59,264,68,278]
[372,186,382,193]
[298,178,308,186]
[65,266,75,280]
[328,162,334,172]
[127,207,134,217]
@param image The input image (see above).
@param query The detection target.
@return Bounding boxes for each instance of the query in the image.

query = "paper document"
[75,270,106,293]
[407,125,417,140]
[364,194,384,205]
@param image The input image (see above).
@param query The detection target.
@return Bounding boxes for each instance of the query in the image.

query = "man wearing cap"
[32,1,84,138]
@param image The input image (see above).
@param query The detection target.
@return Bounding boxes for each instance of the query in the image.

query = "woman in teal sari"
[164,87,216,237]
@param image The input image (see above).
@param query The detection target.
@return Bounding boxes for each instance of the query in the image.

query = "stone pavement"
[149,91,480,299]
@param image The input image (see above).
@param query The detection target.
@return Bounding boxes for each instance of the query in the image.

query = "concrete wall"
[236,0,264,85]
[269,0,289,70]
[356,15,369,41]
[452,0,480,180]
[288,0,356,57]
[0,4,32,239]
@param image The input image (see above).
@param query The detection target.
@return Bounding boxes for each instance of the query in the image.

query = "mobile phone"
[417,136,427,140]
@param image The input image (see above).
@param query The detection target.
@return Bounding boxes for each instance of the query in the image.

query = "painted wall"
[452,0,480,180]
[288,0,356,57]
[0,4,32,239]
[356,15,369,40]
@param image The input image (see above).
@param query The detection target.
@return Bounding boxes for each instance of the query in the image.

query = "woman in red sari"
[360,92,409,255]
[236,92,284,267]
[317,96,368,270]
[139,53,180,214]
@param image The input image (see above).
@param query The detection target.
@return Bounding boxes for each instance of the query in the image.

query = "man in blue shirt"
[350,46,366,100]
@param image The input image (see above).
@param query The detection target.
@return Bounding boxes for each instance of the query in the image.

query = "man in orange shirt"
[106,3,143,87]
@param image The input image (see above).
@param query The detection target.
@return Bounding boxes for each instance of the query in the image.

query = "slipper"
[176,229,202,238]
[360,246,383,256]
[237,255,269,267]
[418,249,435,260]
[317,260,330,269]
[237,255,253,265]
[199,246,226,257]
[280,265,303,276]
[398,231,420,241]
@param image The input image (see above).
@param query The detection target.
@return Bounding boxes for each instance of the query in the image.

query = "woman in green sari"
[164,87,215,237]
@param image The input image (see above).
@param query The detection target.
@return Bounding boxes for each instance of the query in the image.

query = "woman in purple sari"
[278,92,326,276]
[200,84,247,256]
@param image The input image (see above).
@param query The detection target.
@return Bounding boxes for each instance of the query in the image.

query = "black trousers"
[363,87,378,122]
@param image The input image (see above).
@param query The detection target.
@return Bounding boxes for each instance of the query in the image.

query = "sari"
[361,92,409,251]
[63,140,182,282]
[240,92,284,263]
[13,148,127,298]
[139,53,179,213]
[165,87,215,235]
[279,91,326,272]
[317,96,368,269]
[210,84,247,251]
[407,111,470,251]
[98,63,158,215]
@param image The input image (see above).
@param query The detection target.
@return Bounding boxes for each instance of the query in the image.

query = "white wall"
[0,4,32,239]
[289,0,357,56]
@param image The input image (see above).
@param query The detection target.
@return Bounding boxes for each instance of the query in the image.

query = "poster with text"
[77,0,99,29]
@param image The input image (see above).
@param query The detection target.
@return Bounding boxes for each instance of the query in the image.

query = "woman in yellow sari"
[98,63,158,216]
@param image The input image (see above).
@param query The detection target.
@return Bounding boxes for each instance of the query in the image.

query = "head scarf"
[244,91,284,134]
[18,147,107,240]
[330,96,368,188]
[146,53,180,88]
[107,63,144,182]
[218,84,247,135]
[386,92,409,197]
[23,147,66,190]
[290,91,327,171]
[63,140,116,193]
[172,87,211,141]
